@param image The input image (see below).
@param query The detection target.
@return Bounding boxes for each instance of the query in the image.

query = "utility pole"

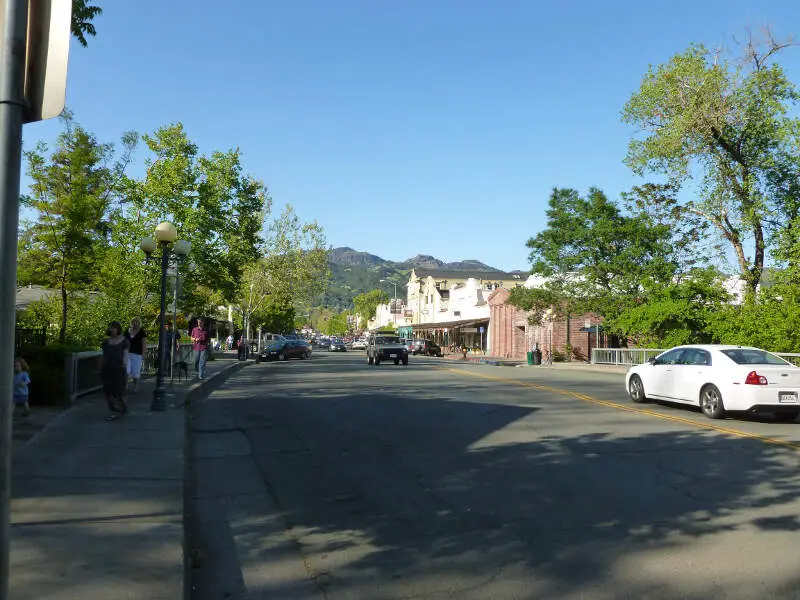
[0,2,31,596]
[0,2,71,597]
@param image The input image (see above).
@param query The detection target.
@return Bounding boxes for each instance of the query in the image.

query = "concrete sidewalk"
[9,352,247,600]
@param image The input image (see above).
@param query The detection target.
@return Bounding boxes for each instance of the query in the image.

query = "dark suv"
[411,339,443,357]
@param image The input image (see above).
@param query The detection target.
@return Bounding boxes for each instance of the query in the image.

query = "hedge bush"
[17,343,92,406]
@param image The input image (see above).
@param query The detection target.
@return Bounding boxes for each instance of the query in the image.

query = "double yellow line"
[443,367,800,452]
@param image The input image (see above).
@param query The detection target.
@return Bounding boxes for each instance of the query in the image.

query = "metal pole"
[170,265,178,381]
[150,243,171,411]
[0,0,29,596]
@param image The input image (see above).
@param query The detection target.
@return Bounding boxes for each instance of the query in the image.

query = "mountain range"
[321,247,516,311]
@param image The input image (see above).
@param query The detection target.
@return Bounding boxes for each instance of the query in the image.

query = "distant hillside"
[319,247,508,311]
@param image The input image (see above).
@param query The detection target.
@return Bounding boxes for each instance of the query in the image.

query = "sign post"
[0,2,71,597]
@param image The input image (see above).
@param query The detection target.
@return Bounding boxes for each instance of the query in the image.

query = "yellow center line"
[442,367,800,452]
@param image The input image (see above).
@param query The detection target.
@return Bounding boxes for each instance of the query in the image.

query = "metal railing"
[592,348,800,367]
[143,345,194,376]
[591,348,665,366]
[15,326,47,352]
[776,353,800,366]
[65,351,103,401]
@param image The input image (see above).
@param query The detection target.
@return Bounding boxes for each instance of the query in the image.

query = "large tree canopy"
[622,33,800,294]
[517,187,677,320]
[353,289,389,327]
[18,112,136,343]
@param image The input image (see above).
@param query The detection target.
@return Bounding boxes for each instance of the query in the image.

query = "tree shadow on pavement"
[189,367,800,600]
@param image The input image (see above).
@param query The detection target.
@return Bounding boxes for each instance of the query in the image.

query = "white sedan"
[625,345,800,421]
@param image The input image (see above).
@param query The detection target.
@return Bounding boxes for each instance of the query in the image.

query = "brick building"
[488,288,606,361]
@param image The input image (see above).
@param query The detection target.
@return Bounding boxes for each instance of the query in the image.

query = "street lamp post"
[140,222,190,411]
[380,279,397,328]
[169,240,191,380]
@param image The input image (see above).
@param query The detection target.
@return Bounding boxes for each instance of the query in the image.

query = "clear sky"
[22,0,800,271]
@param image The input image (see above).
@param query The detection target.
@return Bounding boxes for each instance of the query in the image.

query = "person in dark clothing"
[100,321,129,421]
[124,317,147,393]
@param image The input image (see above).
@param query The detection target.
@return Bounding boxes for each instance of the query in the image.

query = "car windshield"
[720,348,791,366]
[375,336,400,344]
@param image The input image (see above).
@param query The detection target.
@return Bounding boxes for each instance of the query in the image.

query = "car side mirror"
[648,357,656,365]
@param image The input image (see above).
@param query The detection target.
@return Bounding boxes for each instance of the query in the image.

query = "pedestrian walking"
[100,321,129,421]
[191,317,210,379]
[124,317,147,393]
[13,357,31,417]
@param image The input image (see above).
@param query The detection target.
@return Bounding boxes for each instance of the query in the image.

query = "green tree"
[230,205,329,339]
[72,0,102,47]
[622,32,800,294]
[353,289,389,326]
[123,123,269,314]
[254,301,295,335]
[259,205,331,307]
[606,268,730,347]
[516,187,677,321]
[18,113,137,343]
[320,311,349,336]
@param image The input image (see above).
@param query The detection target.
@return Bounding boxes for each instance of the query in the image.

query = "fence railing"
[65,351,103,402]
[143,345,194,376]
[15,326,47,352]
[592,348,800,367]
[591,348,665,366]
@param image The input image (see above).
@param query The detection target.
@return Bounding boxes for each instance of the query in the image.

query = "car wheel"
[394,359,399,365]
[775,411,799,423]
[368,355,374,365]
[700,384,725,419]
[279,352,286,361]
[628,375,647,403]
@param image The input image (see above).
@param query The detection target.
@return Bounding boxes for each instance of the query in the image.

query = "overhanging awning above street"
[411,318,488,331]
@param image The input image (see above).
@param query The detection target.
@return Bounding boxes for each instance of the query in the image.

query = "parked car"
[351,338,367,350]
[330,338,347,352]
[626,345,800,421]
[410,339,443,357]
[367,335,408,366]
[259,339,312,362]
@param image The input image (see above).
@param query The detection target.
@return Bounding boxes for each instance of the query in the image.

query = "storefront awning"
[411,317,488,331]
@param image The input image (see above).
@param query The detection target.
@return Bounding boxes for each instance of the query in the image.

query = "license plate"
[389,354,397,358]
[779,392,798,403]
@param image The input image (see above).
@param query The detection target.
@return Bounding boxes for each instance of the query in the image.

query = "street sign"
[23,0,71,123]
[479,326,484,333]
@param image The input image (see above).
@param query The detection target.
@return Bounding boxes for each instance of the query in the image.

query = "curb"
[183,359,251,600]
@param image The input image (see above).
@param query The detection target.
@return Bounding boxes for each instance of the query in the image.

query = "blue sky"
[23,0,800,271]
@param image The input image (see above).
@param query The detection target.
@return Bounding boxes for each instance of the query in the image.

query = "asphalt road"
[187,351,800,600]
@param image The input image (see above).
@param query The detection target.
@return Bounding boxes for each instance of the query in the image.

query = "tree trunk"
[59,282,67,344]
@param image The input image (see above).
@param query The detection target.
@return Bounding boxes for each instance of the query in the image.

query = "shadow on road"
[188,367,800,599]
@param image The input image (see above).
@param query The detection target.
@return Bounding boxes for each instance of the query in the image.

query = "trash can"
[527,351,534,365]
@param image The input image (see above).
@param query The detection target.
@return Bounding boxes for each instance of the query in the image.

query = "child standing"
[13,358,31,416]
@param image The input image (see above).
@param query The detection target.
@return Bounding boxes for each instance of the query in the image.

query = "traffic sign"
[23,0,71,123]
